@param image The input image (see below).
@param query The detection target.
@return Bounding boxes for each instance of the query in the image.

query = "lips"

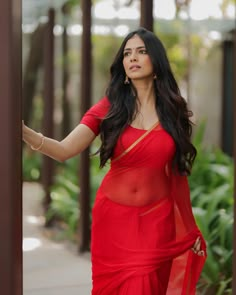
[129,65,141,70]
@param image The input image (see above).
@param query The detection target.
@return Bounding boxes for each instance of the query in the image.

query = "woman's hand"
[191,237,205,256]
[22,120,26,136]
[22,120,29,140]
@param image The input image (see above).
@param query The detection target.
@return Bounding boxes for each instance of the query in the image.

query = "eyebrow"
[123,46,146,51]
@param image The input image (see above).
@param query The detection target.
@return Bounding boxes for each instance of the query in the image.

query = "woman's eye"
[139,49,147,54]
[123,51,131,57]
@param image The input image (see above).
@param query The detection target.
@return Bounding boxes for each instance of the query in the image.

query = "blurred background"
[22,1,235,294]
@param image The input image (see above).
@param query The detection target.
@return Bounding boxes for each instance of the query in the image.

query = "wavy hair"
[98,27,196,175]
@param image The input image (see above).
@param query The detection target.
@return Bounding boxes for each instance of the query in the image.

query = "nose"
[130,51,138,62]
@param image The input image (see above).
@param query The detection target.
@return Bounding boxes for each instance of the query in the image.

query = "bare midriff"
[100,166,171,207]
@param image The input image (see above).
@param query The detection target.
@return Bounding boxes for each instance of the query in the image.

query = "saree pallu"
[91,191,206,295]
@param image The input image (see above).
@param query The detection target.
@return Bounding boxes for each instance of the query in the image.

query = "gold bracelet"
[30,133,45,151]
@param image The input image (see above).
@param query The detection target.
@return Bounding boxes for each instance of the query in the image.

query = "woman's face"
[123,34,154,82]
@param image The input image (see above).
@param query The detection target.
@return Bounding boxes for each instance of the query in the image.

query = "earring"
[124,75,130,84]
[153,74,157,80]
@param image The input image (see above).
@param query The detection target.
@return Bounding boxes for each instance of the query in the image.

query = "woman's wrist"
[23,126,45,151]
[30,133,45,151]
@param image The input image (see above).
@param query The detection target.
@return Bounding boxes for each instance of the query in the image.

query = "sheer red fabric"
[80,97,206,295]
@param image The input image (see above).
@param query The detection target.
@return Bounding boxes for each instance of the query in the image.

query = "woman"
[23,27,206,295]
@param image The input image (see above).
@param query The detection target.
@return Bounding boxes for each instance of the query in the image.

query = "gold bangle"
[30,133,45,151]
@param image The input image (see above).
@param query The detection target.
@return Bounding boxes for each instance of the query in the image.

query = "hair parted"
[98,27,196,175]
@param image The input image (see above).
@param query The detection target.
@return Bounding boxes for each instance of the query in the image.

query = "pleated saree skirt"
[91,191,206,295]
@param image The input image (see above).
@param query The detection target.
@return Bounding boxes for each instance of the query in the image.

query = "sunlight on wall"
[208,30,222,41]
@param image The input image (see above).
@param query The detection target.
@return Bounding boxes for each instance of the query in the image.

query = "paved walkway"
[23,182,92,295]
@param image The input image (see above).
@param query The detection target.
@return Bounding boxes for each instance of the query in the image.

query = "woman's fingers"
[195,238,201,252]
[197,250,205,256]
[193,237,200,250]
[191,237,205,256]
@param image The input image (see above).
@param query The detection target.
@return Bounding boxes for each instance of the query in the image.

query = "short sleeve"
[80,96,110,136]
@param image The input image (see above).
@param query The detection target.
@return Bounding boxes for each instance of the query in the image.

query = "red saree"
[80,97,206,295]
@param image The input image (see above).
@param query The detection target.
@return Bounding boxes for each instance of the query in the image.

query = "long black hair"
[98,27,196,175]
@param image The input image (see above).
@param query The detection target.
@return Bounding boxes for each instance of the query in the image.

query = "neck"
[132,79,155,106]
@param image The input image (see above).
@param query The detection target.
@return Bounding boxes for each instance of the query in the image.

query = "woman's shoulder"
[80,96,111,135]
[92,96,110,113]
[88,96,110,116]
[97,96,110,107]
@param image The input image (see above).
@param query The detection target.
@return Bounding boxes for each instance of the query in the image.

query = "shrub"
[189,121,233,294]
[23,146,42,181]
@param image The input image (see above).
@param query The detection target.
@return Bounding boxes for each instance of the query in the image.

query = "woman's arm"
[23,122,96,162]
[23,97,110,162]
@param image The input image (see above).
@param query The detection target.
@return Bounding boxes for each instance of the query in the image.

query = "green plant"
[46,158,80,240]
[22,146,42,181]
[189,121,233,294]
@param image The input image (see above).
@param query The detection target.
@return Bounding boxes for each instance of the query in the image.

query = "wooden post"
[78,0,92,252]
[62,3,71,138]
[0,0,22,294]
[42,8,55,220]
[221,39,233,156]
[232,27,236,294]
[140,0,153,31]
[22,24,45,126]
